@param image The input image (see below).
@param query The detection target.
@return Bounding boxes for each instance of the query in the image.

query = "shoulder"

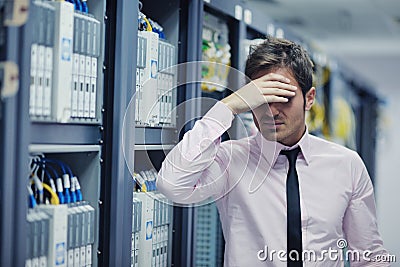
[221,135,255,148]
[219,135,256,156]
[308,134,363,164]
[308,135,369,184]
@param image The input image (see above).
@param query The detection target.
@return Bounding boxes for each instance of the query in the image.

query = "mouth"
[262,120,284,129]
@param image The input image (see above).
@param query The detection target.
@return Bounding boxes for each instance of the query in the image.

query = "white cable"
[27,185,34,196]
[32,172,44,204]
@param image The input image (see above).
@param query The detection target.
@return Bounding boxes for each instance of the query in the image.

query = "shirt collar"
[254,126,311,166]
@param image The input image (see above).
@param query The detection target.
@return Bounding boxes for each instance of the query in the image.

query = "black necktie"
[280,147,303,266]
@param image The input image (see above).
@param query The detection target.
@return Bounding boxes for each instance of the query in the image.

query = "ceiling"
[246,0,400,92]
[247,0,400,56]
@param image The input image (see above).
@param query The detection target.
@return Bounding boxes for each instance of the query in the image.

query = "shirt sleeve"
[156,101,234,204]
[343,153,390,266]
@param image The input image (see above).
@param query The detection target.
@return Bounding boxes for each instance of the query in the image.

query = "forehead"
[253,67,297,83]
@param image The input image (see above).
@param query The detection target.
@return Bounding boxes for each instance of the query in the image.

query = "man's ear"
[305,87,316,111]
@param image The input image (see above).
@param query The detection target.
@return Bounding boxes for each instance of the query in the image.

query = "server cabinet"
[1,0,109,266]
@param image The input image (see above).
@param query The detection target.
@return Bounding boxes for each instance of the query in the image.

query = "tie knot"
[280,147,301,164]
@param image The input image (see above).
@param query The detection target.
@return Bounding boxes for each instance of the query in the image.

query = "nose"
[268,102,280,117]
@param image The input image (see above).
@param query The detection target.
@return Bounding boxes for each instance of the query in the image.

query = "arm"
[343,154,390,266]
[157,73,297,204]
[157,101,234,204]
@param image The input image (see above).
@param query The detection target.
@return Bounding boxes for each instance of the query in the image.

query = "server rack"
[130,0,182,266]
[27,0,106,263]
[0,0,111,266]
[331,65,380,183]
[0,3,29,266]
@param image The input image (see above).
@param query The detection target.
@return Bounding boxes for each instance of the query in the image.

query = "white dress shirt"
[157,101,389,267]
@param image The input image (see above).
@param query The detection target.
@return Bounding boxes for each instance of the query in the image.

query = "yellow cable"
[141,183,147,192]
[306,99,324,131]
[142,17,153,32]
[42,183,60,205]
[322,67,330,86]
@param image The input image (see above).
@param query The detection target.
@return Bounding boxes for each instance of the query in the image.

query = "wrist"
[221,97,238,115]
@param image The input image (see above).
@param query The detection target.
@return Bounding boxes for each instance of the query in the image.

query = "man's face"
[252,67,315,146]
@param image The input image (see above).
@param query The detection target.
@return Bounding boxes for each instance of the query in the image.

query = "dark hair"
[245,36,314,97]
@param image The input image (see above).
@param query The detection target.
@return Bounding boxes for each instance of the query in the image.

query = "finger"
[261,81,298,91]
[259,73,291,83]
[262,88,296,97]
[264,95,289,103]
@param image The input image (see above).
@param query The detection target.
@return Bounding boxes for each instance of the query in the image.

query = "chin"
[260,131,278,142]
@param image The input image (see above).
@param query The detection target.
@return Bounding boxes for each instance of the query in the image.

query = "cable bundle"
[65,0,89,13]
[133,169,159,192]
[138,8,165,39]
[28,155,83,208]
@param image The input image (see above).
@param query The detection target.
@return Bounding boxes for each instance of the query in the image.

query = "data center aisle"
[0,0,381,266]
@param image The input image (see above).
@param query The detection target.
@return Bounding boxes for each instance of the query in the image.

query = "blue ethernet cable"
[70,177,77,203]
[60,161,75,203]
[34,160,59,179]
[148,18,165,39]
[156,26,165,39]
[152,180,157,191]
[31,170,44,204]
[43,164,58,193]
[59,160,79,202]
[149,180,154,191]
[62,173,71,204]
[81,0,88,13]
[38,159,66,174]
[48,176,56,194]
[67,0,81,11]
[75,0,83,12]
[38,159,72,203]
[73,176,83,201]
[38,159,66,204]
[34,160,62,199]
[69,175,77,203]
[35,165,63,205]
[43,158,74,179]
[41,166,55,192]
[57,160,82,202]
[56,176,65,204]
[144,180,150,192]
[40,159,83,202]
[27,185,37,208]
[69,173,77,203]
[33,161,58,193]
[33,161,57,203]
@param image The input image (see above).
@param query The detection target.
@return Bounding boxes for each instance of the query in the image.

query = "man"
[157,36,389,266]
